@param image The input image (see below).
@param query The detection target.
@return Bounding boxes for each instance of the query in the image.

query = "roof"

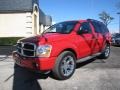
[0,0,38,13]
[0,0,52,26]
[39,9,52,26]
[39,8,46,24]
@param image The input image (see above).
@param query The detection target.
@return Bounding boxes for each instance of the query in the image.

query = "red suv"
[13,19,111,80]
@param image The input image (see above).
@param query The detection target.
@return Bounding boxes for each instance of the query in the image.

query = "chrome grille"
[17,42,36,57]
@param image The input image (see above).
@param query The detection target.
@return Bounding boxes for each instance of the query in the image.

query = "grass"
[0,37,23,45]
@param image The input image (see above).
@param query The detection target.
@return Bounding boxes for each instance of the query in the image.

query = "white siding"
[0,12,33,37]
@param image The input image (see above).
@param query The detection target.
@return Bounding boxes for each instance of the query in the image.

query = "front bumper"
[12,51,56,71]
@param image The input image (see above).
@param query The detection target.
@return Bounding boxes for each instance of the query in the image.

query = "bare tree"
[99,11,114,27]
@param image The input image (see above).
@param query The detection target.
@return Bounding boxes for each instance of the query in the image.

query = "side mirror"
[77,29,89,34]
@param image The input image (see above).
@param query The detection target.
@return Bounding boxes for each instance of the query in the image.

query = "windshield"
[43,21,77,34]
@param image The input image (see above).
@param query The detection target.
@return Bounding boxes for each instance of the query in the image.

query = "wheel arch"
[59,48,77,60]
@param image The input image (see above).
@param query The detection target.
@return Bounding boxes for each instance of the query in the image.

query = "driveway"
[0,46,120,90]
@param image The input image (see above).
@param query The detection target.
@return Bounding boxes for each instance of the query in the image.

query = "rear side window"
[100,23,109,34]
[91,22,101,33]
[91,21,109,34]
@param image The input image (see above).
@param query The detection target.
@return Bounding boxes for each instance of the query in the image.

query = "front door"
[76,22,97,58]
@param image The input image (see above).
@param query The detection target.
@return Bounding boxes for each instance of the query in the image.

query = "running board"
[76,53,101,63]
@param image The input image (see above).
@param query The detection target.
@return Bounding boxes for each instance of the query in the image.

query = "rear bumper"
[12,51,56,71]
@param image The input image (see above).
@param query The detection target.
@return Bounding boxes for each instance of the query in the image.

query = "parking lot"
[0,46,120,90]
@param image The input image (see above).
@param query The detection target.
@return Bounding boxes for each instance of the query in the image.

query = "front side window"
[43,21,77,34]
[79,22,92,33]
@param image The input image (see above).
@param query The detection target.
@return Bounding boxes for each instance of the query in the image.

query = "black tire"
[99,44,110,59]
[52,51,76,80]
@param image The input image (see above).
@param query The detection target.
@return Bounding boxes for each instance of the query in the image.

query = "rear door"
[90,21,105,52]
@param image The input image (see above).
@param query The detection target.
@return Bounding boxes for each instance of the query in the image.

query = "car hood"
[18,36,40,43]
[43,33,69,42]
[18,33,69,44]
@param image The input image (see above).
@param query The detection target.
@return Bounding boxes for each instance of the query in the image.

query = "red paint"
[12,20,111,71]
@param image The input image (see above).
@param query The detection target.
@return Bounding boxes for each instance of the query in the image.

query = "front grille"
[17,42,36,57]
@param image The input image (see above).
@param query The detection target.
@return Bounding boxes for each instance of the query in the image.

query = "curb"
[0,55,12,58]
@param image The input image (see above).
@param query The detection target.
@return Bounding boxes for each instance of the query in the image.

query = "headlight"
[36,45,52,57]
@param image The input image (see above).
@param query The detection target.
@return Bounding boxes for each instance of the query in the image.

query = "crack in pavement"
[4,74,14,82]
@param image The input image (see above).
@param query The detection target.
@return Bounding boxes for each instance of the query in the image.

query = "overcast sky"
[40,0,120,33]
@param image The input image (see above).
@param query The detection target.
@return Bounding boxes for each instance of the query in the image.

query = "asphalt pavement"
[0,46,120,90]
[0,46,15,58]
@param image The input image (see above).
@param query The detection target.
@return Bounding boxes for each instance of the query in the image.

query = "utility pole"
[117,12,120,33]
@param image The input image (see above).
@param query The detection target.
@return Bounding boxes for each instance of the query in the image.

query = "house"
[0,0,52,37]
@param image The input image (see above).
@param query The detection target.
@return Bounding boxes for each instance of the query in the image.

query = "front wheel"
[52,51,76,80]
[99,44,110,59]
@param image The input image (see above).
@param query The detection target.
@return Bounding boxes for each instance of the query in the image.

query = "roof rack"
[87,19,104,24]
[87,19,99,22]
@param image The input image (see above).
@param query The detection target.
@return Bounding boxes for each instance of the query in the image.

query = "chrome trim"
[76,52,101,63]
[17,42,36,57]
[17,52,36,58]
[22,48,35,51]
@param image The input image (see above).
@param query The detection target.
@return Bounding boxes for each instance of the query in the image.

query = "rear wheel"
[52,51,76,80]
[99,44,110,59]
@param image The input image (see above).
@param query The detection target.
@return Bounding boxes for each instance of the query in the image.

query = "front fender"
[50,41,79,58]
